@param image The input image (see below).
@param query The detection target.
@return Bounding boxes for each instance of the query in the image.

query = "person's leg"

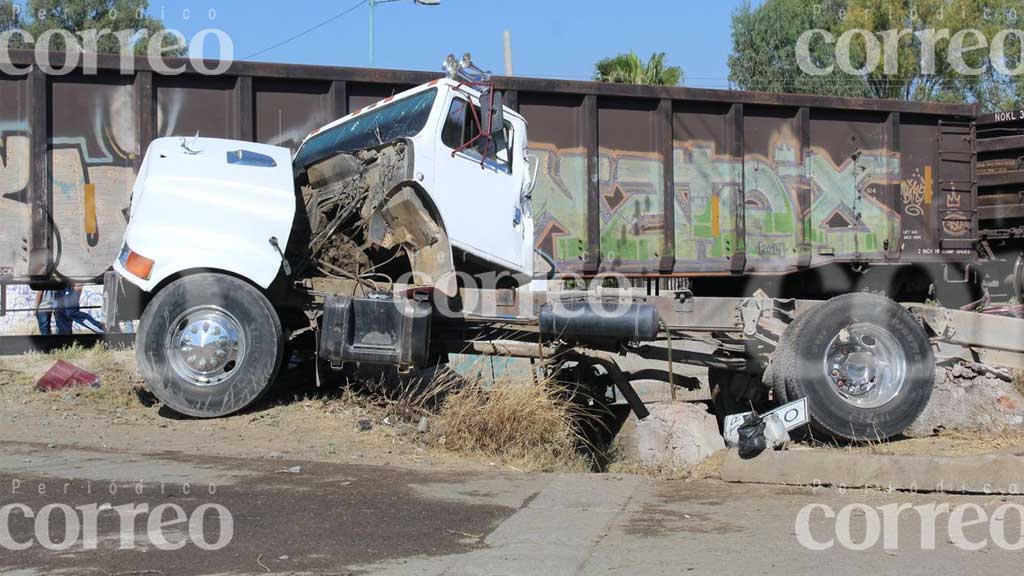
[63,287,105,333]
[67,309,105,334]
[35,311,52,335]
[55,312,73,334]
[53,288,74,334]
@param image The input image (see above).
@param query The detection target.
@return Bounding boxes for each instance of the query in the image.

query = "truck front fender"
[115,225,287,292]
[116,138,296,293]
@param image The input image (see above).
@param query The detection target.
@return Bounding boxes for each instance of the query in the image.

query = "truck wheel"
[765,301,824,406]
[774,293,933,441]
[136,273,284,418]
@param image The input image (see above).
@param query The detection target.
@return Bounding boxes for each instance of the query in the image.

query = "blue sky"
[146,0,746,88]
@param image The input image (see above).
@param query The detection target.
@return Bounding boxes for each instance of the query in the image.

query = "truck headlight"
[119,245,155,280]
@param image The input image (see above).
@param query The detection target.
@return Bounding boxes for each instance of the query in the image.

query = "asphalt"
[1,443,1023,575]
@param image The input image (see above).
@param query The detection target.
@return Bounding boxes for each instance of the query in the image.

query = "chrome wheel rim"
[823,322,907,409]
[166,306,245,387]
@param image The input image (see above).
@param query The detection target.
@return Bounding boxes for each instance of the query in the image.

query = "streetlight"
[370,0,440,67]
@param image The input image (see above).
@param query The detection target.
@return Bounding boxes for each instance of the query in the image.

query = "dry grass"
[433,371,593,472]
[332,360,596,472]
[0,344,146,410]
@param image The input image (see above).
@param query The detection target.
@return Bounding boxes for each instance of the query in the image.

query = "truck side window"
[441,97,512,174]
[441,99,467,150]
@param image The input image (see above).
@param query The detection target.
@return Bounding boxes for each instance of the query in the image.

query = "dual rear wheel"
[768,293,934,441]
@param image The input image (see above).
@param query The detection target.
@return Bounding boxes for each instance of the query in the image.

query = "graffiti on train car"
[0,79,137,281]
[50,81,137,280]
[531,130,905,275]
[0,127,31,278]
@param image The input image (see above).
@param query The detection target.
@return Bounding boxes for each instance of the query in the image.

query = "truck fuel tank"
[319,294,432,369]
[539,300,660,343]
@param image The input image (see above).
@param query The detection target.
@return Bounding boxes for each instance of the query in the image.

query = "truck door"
[433,95,526,272]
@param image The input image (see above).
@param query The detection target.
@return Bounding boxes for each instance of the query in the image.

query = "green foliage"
[0,0,17,28]
[728,0,1023,110]
[729,0,867,97]
[595,51,684,86]
[8,0,184,55]
[0,0,26,49]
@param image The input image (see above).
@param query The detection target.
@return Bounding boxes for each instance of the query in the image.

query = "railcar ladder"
[937,119,978,253]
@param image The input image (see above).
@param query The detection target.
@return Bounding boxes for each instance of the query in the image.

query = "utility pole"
[503,30,513,76]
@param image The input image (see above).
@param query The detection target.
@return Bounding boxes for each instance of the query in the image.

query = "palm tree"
[594,51,683,86]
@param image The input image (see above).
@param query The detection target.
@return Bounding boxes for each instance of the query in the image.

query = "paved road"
[0,442,1021,575]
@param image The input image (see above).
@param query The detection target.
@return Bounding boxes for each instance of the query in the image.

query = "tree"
[728,0,1020,110]
[0,0,27,50]
[842,0,1014,109]
[595,51,684,86]
[0,0,18,29]
[16,0,184,55]
[729,0,867,97]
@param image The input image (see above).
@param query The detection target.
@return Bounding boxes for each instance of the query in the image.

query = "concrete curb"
[721,448,1024,494]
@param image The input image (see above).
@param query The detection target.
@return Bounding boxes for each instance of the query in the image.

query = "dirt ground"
[0,346,494,474]
[2,346,1023,478]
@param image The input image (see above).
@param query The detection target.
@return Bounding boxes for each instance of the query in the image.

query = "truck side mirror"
[479,87,505,137]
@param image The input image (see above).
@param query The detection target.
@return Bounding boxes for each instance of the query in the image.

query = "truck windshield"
[294,88,437,172]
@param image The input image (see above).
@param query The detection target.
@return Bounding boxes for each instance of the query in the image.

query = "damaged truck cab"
[115,60,538,417]
[292,77,535,296]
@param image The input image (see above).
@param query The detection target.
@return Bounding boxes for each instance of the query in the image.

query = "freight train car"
[0,51,984,316]
[975,110,1024,305]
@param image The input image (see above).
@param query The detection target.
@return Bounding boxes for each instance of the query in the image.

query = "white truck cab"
[118,68,533,296]
[114,54,540,418]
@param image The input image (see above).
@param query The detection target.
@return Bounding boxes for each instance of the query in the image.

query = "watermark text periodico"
[0,501,233,551]
[0,25,233,76]
[2,478,232,551]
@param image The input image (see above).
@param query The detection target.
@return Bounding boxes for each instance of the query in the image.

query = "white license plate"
[723,397,809,446]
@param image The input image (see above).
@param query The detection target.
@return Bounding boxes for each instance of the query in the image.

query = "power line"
[243,0,369,61]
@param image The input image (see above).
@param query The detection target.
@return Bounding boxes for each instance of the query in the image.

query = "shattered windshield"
[293,88,437,172]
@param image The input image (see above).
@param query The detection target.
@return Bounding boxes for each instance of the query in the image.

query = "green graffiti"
[530,136,900,275]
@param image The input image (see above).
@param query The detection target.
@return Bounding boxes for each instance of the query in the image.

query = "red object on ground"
[36,360,99,392]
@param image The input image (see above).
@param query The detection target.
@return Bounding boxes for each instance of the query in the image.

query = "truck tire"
[136,273,284,418]
[773,293,933,441]
[765,301,824,406]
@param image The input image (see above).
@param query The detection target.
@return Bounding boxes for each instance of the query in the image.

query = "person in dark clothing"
[54,283,105,334]
[34,289,54,335]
